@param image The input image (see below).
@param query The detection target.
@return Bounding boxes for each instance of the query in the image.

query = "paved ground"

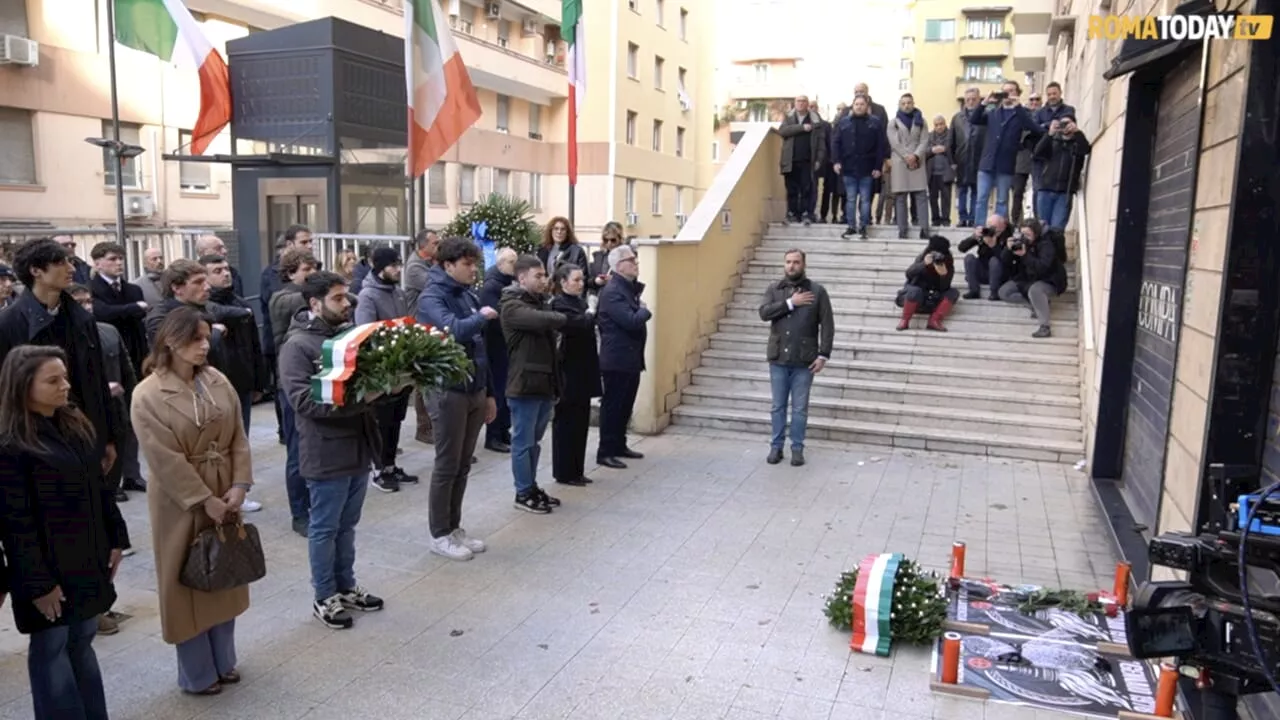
[0,405,1118,719]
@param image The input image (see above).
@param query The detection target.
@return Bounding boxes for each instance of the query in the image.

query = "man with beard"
[279,271,388,629]
[355,247,418,493]
[853,82,894,225]
[477,248,517,454]
[832,94,888,239]
[130,247,166,305]
[199,254,268,431]
[757,249,833,467]
[195,234,244,297]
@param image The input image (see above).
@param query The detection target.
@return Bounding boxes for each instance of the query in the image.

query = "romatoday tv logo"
[1087,13,1273,40]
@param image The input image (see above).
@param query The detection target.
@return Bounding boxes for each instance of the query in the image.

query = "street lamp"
[85,136,146,243]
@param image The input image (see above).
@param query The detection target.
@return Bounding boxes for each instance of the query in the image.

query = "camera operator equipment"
[995,218,1066,339]
[958,214,1012,301]
[1125,463,1280,720]
[895,236,958,332]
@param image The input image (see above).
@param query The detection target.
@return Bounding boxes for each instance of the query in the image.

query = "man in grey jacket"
[280,271,393,630]
[403,228,439,311]
[355,247,417,493]
[130,247,165,306]
[757,249,834,467]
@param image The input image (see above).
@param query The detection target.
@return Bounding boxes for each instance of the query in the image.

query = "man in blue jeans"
[757,249,834,467]
[831,94,888,240]
[967,81,1041,220]
[279,271,392,630]
[1032,112,1091,231]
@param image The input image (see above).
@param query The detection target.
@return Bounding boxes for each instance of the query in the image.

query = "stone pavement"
[0,405,1118,720]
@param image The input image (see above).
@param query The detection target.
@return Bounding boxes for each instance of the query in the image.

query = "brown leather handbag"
[180,517,267,592]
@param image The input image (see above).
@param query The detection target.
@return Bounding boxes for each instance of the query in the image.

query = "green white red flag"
[113,0,232,155]
[405,0,482,179]
[562,0,584,185]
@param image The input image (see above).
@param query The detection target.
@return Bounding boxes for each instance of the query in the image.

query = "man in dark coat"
[854,82,894,225]
[52,235,92,284]
[777,95,827,225]
[260,225,313,442]
[201,254,268,431]
[88,241,149,377]
[1031,81,1077,197]
[595,244,650,470]
[950,87,985,227]
[967,81,1042,220]
[477,248,517,453]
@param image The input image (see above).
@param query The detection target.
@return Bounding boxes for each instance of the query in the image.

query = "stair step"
[669,404,1083,463]
[737,277,1080,300]
[707,333,1078,374]
[696,349,1078,392]
[678,387,1082,443]
[713,318,1081,353]
[723,304,1080,330]
[687,367,1081,417]
[729,292,1078,320]
[744,260,1077,281]
[766,223,975,240]
[753,246,1079,272]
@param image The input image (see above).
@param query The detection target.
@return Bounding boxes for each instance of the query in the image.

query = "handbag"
[179,516,267,592]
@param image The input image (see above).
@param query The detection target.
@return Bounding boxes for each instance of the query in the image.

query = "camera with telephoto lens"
[980,226,997,238]
[1008,238,1026,252]
[1125,463,1280,701]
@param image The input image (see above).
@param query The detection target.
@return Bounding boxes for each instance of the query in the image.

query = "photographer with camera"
[995,218,1067,339]
[895,236,958,332]
[966,81,1042,220]
[1033,112,1091,232]
[957,213,1012,301]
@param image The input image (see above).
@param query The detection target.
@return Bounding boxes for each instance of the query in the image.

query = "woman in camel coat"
[131,307,254,696]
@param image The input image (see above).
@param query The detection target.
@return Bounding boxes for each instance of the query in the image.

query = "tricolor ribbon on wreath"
[850,552,904,656]
[310,317,416,407]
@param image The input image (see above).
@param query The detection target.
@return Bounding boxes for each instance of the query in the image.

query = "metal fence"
[0,227,235,280]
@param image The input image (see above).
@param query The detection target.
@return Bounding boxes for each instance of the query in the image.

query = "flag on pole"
[405,0,482,179]
[562,0,584,185]
[113,0,231,156]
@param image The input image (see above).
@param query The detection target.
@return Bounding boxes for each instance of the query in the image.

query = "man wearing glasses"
[595,244,649,470]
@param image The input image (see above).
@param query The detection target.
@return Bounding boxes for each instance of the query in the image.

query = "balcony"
[958,36,1011,57]
[727,81,805,102]
[953,77,1007,99]
[453,31,567,103]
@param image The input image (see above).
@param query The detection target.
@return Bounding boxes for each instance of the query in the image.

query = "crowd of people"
[0,218,654,714]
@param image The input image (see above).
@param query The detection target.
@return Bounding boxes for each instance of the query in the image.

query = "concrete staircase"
[669,223,1085,463]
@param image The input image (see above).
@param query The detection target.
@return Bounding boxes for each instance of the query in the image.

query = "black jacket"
[500,287,567,398]
[1001,230,1068,295]
[478,266,515,373]
[209,287,268,395]
[950,107,985,186]
[830,113,889,178]
[905,249,957,294]
[1033,131,1091,194]
[0,418,125,634]
[958,224,1013,262]
[90,274,149,376]
[551,293,601,402]
[537,243,590,277]
[587,250,611,296]
[0,291,119,448]
[758,275,835,367]
[259,263,285,355]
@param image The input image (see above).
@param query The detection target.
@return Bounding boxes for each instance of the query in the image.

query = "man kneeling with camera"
[956,214,1013,301]
[995,218,1067,338]
[895,236,959,332]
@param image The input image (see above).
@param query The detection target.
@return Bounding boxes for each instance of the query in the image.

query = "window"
[656,0,664,26]
[753,63,768,82]
[528,172,543,209]
[924,18,955,41]
[625,179,636,213]
[627,43,639,78]
[0,108,36,185]
[900,58,912,72]
[749,104,767,122]
[428,162,447,205]
[651,183,662,214]
[628,0,638,10]
[449,15,473,34]
[496,20,510,47]
[967,17,1004,39]
[177,130,211,191]
[710,141,720,161]
[675,126,685,157]
[675,186,684,215]
[0,0,29,36]
[626,111,637,144]
[653,56,664,89]
[901,36,914,51]
[963,60,1003,81]
[528,103,542,140]
[101,120,142,188]
[652,119,662,151]
[679,8,688,40]
[898,78,910,90]
[677,67,687,92]
[459,164,477,204]
[495,94,510,133]
[494,169,510,196]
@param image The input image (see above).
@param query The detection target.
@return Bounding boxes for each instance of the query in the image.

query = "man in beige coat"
[888,93,932,240]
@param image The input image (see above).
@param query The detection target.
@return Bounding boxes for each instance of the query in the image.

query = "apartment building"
[900,0,1052,117]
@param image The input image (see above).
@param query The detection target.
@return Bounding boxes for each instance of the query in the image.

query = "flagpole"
[105,0,127,245]
[406,110,417,245]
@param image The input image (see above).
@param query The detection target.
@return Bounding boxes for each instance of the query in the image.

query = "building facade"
[902,0,1052,116]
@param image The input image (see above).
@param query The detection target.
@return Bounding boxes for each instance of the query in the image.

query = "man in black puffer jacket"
[995,218,1068,338]
[1033,112,1091,231]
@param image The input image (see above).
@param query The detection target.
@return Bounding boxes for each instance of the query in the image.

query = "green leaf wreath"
[1018,588,1104,615]
[823,559,948,646]
[442,193,544,258]
[346,322,474,402]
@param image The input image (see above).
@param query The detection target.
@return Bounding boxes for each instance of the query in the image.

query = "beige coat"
[131,368,254,644]
[888,113,930,194]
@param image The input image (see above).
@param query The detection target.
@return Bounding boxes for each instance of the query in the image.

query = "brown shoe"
[97,614,119,635]
[184,683,222,696]
[219,670,241,684]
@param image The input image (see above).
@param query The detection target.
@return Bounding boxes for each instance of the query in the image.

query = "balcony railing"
[958,36,1011,57]
[455,30,567,73]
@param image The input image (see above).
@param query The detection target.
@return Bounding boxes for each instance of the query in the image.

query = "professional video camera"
[1125,464,1280,707]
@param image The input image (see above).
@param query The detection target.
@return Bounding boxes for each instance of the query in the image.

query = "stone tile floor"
[0,406,1118,719]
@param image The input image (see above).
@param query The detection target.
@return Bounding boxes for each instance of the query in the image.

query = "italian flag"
[113,0,231,156]
[405,0,482,179]
[562,0,584,185]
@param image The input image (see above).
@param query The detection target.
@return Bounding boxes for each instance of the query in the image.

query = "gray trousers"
[895,191,929,234]
[176,619,236,692]
[426,389,487,539]
[998,280,1058,327]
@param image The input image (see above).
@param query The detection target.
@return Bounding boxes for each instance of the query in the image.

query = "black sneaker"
[1032,325,1052,338]
[962,290,980,299]
[840,227,855,239]
[536,487,561,507]
[859,226,869,239]
[802,216,812,226]
[393,466,419,484]
[791,449,806,467]
[338,586,384,612]
[292,517,309,538]
[372,471,400,493]
[514,492,551,514]
[314,595,353,629]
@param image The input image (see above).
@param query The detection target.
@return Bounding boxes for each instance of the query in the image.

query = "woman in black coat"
[895,235,960,332]
[550,264,602,487]
[0,345,125,720]
[537,216,590,279]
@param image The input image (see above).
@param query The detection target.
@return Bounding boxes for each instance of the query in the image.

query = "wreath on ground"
[822,559,948,646]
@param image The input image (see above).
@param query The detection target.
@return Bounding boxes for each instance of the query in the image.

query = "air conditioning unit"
[521,19,539,36]
[675,213,687,228]
[625,212,639,227]
[485,2,501,19]
[123,193,155,218]
[0,35,39,66]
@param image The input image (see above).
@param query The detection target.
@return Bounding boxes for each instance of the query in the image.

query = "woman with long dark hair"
[550,264,602,486]
[131,307,254,695]
[538,216,589,277]
[0,345,124,720]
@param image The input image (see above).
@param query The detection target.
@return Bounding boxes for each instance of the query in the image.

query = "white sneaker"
[430,533,473,561]
[452,528,486,554]
[241,499,263,513]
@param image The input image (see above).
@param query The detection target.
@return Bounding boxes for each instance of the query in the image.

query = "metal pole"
[105,0,126,245]
[568,182,575,226]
